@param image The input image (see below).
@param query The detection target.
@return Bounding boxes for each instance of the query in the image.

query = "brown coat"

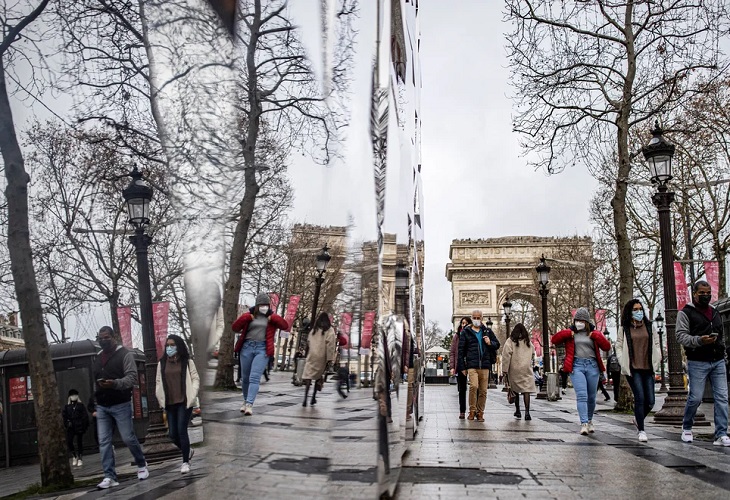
[501,338,536,394]
[302,327,336,381]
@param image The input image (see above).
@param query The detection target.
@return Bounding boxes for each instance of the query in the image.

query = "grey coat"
[501,339,537,394]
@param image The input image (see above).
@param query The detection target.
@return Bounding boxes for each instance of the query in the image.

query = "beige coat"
[155,359,200,409]
[615,324,661,376]
[501,338,537,394]
[302,327,336,381]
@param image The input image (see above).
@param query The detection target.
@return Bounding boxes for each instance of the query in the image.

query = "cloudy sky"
[287,1,598,331]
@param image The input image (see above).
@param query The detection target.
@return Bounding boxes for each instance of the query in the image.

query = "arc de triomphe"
[445,236,592,345]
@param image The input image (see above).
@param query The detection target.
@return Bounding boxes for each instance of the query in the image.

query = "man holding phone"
[676,281,729,446]
[93,326,149,488]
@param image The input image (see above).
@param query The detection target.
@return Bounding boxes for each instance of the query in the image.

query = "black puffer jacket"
[63,401,90,435]
[458,325,500,370]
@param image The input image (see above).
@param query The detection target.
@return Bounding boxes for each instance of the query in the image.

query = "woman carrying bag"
[502,323,537,420]
[302,312,337,407]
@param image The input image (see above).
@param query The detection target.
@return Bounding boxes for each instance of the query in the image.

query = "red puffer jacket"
[232,309,289,357]
[551,326,611,373]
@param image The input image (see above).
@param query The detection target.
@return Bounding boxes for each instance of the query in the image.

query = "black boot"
[524,394,532,420]
[514,398,521,419]
[302,383,310,407]
[311,385,319,406]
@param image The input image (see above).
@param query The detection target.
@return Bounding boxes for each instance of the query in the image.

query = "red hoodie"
[232,309,289,357]
[551,327,611,373]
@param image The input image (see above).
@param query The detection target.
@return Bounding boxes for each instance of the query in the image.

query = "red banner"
[531,329,542,357]
[704,261,719,303]
[594,309,607,332]
[9,376,27,403]
[361,311,376,349]
[340,312,353,335]
[570,308,577,318]
[283,295,301,332]
[270,293,280,313]
[152,301,170,358]
[675,262,689,310]
[117,306,133,349]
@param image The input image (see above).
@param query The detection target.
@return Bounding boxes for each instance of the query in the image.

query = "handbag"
[507,388,516,404]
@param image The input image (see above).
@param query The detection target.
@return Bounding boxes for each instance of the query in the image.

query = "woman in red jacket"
[552,307,611,435]
[233,293,289,415]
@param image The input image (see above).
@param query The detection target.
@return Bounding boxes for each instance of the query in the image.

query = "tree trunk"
[214,1,263,389]
[0,61,74,488]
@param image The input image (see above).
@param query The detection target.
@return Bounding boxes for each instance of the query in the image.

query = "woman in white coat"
[302,312,336,407]
[502,323,537,420]
[156,334,200,473]
[615,299,662,443]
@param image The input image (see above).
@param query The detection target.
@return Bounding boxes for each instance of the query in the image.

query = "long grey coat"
[501,338,537,394]
[302,327,336,381]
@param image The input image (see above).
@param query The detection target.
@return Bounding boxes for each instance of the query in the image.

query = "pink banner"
[570,308,577,318]
[117,306,133,349]
[704,261,719,302]
[152,301,170,358]
[361,311,376,349]
[283,295,301,332]
[339,312,353,335]
[594,309,607,332]
[675,262,689,310]
[270,293,280,313]
[531,329,543,357]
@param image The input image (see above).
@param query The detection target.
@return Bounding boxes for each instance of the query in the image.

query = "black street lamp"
[298,245,331,356]
[122,166,175,460]
[535,255,551,400]
[485,316,497,388]
[655,312,668,393]
[501,297,512,391]
[485,317,493,330]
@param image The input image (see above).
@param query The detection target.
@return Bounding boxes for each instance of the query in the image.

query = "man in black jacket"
[93,326,149,489]
[677,281,729,447]
[458,310,500,422]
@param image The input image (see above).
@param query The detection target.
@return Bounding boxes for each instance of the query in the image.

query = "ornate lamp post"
[485,317,496,388]
[501,297,512,391]
[122,166,176,460]
[655,312,668,393]
[643,123,701,425]
[535,255,551,400]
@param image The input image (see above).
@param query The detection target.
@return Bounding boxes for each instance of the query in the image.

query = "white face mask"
[258,306,269,314]
[574,321,586,331]
[69,395,79,402]
[472,319,482,327]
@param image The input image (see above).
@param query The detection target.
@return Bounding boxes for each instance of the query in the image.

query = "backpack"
[607,349,621,373]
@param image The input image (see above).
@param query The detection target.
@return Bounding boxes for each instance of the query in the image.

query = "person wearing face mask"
[458,310,500,422]
[155,334,200,473]
[615,299,661,442]
[233,293,289,415]
[302,312,337,407]
[676,281,730,446]
[63,389,90,467]
[449,316,472,419]
[552,308,611,435]
[93,326,149,489]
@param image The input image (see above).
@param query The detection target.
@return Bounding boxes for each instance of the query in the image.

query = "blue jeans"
[570,358,600,424]
[625,370,655,431]
[240,340,268,404]
[166,403,193,462]
[97,402,146,480]
[683,359,729,439]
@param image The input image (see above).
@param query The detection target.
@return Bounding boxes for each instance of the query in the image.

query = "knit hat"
[255,293,271,306]
[574,307,591,322]
[68,389,79,396]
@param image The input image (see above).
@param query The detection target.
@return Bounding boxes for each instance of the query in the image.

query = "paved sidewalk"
[396,384,730,499]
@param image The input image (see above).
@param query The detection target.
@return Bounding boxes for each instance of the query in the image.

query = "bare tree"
[0,0,74,487]
[423,320,444,352]
[505,0,728,307]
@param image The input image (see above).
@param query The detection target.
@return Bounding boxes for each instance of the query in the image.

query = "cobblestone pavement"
[396,384,730,499]
[4,372,730,500]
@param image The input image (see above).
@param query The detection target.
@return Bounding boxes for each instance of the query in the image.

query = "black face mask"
[99,339,114,351]
[697,295,712,307]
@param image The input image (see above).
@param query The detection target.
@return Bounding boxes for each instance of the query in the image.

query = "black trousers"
[559,370,569,389]
[456,371,467,414]
[66,430,84,458]
[610,371,621,401]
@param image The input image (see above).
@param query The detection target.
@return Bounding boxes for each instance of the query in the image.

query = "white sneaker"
[137,464,149,480]
[240,403,247,413]
[713,435,730,447]
[76,459,83,467]
[71,457,78,466]
[181,462,190,474]
[681,429,693,443]
[243,403,253,416]
[587,421,595,433]
[638,431,648,442]
[580,423,589,435]
[97,478,119,489]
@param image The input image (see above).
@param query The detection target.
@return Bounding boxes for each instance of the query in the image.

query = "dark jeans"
[456,371,467,414]
[166,403,194,462]
[610,371,621,401]
[597,378,610,399]
[66,430,84,458]
[625,370,655,432]
[559,370,568,390]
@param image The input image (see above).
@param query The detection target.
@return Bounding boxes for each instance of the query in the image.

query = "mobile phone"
[709,333,719,338]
